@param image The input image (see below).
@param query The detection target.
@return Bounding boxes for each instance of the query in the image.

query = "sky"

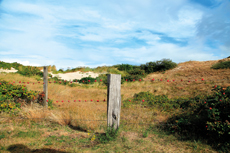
[0,0,229,70]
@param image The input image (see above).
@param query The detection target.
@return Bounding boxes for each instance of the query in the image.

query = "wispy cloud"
[0,0,229,70]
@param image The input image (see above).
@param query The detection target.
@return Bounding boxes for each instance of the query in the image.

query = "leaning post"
[107,74,121,130]
[43,66,48,109]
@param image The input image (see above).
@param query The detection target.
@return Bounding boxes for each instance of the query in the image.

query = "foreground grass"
[0,109,217,153]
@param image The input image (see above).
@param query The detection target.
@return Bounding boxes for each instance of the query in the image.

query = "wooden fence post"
[43,66,48,109]
[107,74,121,130]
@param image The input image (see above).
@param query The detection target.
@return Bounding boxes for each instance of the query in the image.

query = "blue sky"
[0,0,229,70]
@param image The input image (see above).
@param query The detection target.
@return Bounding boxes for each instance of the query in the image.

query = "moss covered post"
[107,74,121,130]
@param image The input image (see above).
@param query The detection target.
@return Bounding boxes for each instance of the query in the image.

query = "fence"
[1,66,122,130]
[1,66,230,131]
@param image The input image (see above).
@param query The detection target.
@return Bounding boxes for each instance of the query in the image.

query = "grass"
[0,59,230,152]
[0,118,217,152]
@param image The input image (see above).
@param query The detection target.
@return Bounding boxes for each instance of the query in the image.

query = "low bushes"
[0,80,53,114]
[122,85,230,151]
[116,64,135,72]
[163,85,230,151]
[0,61,23,70]
[140,58,177,74]
[17,66,43,77]
[211,61,230,69]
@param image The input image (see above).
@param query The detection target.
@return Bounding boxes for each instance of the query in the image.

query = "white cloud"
[0,0,228,70]
[196,0,230,48]
[1,59,42,67]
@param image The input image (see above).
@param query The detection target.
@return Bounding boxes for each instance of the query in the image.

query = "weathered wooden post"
[43,66,48,108]
[107,74,121,130]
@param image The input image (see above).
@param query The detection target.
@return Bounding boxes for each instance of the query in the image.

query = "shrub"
[16,66,43,77]
[122,91,185,111]
[164,85,230,151]
[78,77,97,84]
[97,127,120,144]
[107,68,121,74]
[122,75,143,83]
[116,64,134,71]
[0,61,23,70]
[127,68,145,77]
[0,80,39,114]
[141,59,177,74]
[211,61,230,69]
[97,74,108,85]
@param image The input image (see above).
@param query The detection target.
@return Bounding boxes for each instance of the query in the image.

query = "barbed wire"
[1,78,230,85]
[0,116,193,126]
[0,116,106,122]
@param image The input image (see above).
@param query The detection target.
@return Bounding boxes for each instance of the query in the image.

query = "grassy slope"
[0,59,229,152]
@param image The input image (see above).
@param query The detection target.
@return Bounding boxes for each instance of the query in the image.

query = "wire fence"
[1,78,230,85]
[0,116,181,126]
[1,77,229,104]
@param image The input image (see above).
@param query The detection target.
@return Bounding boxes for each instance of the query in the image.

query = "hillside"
[0,58,230,152]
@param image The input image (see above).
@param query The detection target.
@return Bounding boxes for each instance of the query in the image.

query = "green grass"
[0,116,220,153]
[14,131,41,138]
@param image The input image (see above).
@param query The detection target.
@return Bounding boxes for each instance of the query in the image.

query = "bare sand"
[0,67,18,73]
[0,67,102,81]
[48,71,100,81]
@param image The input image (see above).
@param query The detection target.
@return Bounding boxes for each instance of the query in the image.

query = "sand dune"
[0,67,101,81]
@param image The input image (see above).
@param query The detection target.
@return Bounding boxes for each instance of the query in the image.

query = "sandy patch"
[49,71,100,81]
[0,67,102,81]
[0,67,18,73]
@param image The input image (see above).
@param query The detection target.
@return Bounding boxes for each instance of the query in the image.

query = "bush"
[127,68,145,77]
[0,61,44,77]
[97,127,120,144]
[141,59,177,74]
[116,64,134,71]
[0,80,39,114]
[211,61,230,69]
[164,85,230,151]
[78,77,97,84]
[0,61,23,70]
[16,66,43,77]
[107,68,122,74]
[122,75,143,83]
[122,91,189,111]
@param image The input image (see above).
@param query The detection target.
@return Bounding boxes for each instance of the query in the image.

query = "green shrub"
[0,61,44,77]
[0,80,39,114]
[107,68,121,74]
[0,61,23,70]
[72,75,107,86]
[97,127,119,144]
[116,64,134,71]
[122,75,143,83]
[164,85,230,151]
[97,74,108,85]
[78,77,97,84]
[211,61,230,69]
[127,68,145,77]
[140,59,177,74]
[16,66,43,77]
[47,99,53,109]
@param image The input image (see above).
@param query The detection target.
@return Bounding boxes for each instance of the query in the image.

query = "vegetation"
[0,80,53,113]
[211,61,230,69]
[122,86,230,151]
[163,85,230,151]
[97,127,120,144]
[0,59,230,152]
[140,58,177,74]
